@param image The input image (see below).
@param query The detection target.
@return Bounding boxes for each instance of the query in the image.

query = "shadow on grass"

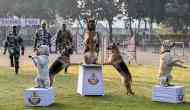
[24,103,66,110]
[134,80,156,88]
[151,101,190,108]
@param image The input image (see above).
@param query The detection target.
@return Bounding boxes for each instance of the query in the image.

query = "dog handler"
[3,26,24,74]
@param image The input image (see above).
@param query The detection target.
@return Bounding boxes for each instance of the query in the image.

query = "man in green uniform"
[4,26,24,74]
[49,24,73,86]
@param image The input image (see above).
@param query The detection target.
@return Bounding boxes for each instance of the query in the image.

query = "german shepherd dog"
[83,17,99,64]
[49,46,72,86]
[107,43,134,95]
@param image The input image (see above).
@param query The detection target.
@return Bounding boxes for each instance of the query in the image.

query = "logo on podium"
[178,95,184,101]
[28,92,41,105]
[88,73,99,85]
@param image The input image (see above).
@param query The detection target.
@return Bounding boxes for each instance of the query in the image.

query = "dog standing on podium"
[107,43,134,95]
[29,45,50,88]
[159,40,187,87]
[83,17,100,64]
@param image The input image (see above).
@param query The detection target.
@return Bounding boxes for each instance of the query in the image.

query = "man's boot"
[10,56,14,67]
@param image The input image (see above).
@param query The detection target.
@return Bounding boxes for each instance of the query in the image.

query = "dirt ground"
[0,47,189,68]
[0,47,58,68]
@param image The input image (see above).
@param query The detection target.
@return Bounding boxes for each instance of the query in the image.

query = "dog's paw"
[126,91,135,96]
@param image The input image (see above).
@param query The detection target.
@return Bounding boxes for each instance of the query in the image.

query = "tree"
[3,0,79,23]
[98,0,121,41]
[0,0,18,16]
[12,0,55,21]
[78,0,122,41]
[47,0,80,20]
[163,0,190,33]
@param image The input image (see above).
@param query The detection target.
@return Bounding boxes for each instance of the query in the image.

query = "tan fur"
[108,44,134,95]
[159,52,173,86]
[83,18,98,64]
[109,47,123,65]
[158,41,187,86]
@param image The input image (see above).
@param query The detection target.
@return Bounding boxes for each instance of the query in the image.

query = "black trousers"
[9,54,19,74]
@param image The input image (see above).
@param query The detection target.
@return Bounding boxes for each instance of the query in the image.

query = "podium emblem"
[178,95,184,101]
[88,73,99,85]
[28,92,41,105]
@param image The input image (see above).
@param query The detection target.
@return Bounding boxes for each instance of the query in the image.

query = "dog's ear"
[84,17,88,23]
[171,40,175,46]
[111,43,116,46]
[116,43,120,46]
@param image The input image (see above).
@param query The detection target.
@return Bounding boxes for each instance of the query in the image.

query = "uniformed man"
[55,23,73,73]
[49,24,73,86]
[3,26,24,74]
[34,20,52,52]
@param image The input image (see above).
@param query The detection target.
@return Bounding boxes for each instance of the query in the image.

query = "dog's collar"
[160,50,170,54]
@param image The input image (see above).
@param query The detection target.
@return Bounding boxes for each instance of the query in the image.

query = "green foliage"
[77,0,123,41]
[0,0,79,21]
[127,0,190,32]
[0,0,18,16]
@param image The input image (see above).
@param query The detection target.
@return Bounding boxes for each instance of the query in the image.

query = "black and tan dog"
[107,43,134,95]
[49,46,72,86]
[83,17,100,64]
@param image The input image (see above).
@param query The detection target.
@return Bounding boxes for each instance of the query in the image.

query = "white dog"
[158,40,187,87]
[29,45,50,88]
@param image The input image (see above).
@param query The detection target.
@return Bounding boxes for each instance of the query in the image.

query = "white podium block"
[152,85,185,103]
[77,64,104,96]
[24,87,54,106]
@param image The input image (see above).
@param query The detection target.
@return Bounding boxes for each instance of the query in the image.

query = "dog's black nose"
[107,47,111,50]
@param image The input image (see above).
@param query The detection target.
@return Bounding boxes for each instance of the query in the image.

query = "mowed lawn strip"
[0,65,189,110]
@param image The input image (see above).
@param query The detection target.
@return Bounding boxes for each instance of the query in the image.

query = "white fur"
[158,52,173,86]
[32,55,50,88]
[32,45,50,88]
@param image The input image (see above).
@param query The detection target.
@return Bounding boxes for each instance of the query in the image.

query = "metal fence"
[71,33,189,65]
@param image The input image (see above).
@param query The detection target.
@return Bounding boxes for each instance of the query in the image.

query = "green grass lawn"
[0,65,190,110]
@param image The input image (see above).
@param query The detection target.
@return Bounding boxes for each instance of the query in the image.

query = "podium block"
[152,85,185,103]
[77,64,104,96]
[24,87,54,106]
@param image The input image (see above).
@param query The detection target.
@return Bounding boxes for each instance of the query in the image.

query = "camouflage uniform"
[56,29,73,54]
[56,29,73,69]
[34,28,52,50]
[49,28,73,86]
[4,29,24,74]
